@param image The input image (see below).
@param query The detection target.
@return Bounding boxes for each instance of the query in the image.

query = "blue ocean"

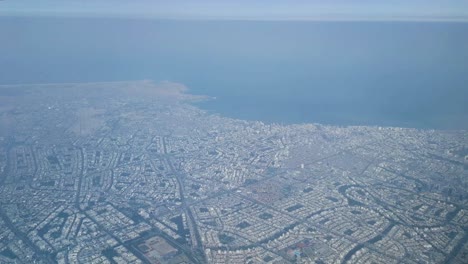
[1,17,467,129]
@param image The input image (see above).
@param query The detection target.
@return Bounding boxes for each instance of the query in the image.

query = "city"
[0,81,466,263]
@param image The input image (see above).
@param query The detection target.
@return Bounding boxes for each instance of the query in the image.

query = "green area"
[218,233,235,244]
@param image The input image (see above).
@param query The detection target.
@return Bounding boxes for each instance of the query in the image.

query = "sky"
[1,0,468,21]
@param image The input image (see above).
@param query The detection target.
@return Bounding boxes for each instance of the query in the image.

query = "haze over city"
[0,1,467,264]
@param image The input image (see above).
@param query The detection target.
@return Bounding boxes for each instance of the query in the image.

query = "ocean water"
[1,17,467,129]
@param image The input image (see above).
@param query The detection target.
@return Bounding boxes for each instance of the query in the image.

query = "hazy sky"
[2,0,468,21]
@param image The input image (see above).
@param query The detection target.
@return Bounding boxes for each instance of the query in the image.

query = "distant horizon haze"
[1,0,468,22]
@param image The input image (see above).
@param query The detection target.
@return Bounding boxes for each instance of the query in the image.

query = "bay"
[1,17,467,129]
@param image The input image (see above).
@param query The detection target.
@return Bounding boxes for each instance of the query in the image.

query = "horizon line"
[2,12,468,23]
